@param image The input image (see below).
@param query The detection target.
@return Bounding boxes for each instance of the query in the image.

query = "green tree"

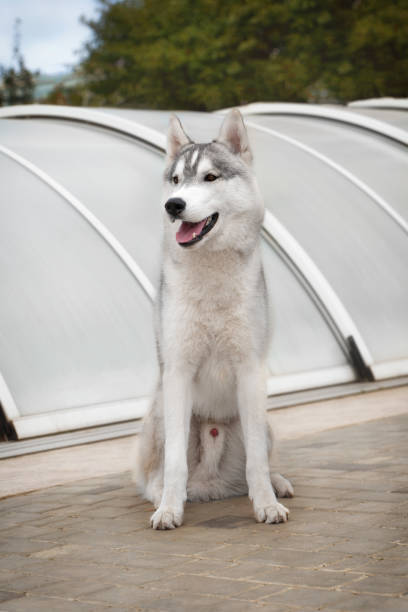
[0,61,37,106]
[324,0,408,100]
[0,18,37,107]
[78,0,408,110]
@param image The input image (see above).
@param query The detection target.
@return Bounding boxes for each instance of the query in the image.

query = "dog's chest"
[162,258,252,367]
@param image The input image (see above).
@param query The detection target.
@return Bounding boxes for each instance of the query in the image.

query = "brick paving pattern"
[0,414,407,611]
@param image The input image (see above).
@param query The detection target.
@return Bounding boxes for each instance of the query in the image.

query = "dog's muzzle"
[165,197,186,218]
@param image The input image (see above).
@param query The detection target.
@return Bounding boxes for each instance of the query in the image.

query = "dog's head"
[162,109,264,255]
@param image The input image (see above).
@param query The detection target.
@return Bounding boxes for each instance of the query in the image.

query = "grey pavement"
[3,385,408,499]
[0,410,407,610]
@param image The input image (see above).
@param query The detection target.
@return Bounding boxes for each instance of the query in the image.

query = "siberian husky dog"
[134,109,293,529]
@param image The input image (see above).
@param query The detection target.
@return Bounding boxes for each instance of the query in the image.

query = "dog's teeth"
[193,232,196,238]
[205,217,210,226]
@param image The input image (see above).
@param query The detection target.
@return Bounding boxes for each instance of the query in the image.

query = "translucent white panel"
[0,154,157,416]
[92,108,172,132]
[261,241,351,376]
[350,108,408,131]
[248,127,408,365]
[95,109,224,142]
[0,120,164,284]
[252,115,408,225]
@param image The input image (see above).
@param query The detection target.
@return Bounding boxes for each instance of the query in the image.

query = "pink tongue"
[176,219,207,244]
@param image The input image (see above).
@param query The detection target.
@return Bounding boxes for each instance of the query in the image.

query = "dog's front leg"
[150,369,192,529]
[237,363,289,524]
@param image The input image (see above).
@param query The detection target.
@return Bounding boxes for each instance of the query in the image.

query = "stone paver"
[0,412,407,611]
[2,385,407,499]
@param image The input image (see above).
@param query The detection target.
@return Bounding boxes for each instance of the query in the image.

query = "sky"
[0,0,100,74]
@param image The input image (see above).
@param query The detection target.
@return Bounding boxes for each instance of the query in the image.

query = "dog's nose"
[165,197,186,217]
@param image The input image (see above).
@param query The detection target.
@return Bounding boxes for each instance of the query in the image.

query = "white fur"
[133,109,293,530]
[196,158,214,176]
[174,157,185,178]
[190,148,199,166]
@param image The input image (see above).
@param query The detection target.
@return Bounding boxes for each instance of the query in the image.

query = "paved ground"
[0,410,407,610]
[2,385,408,498]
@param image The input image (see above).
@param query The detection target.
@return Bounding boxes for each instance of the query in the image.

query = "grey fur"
[165,142,247,183]
[134,109,294,530]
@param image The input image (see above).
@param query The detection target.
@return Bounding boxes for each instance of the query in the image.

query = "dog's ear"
[216,109,252,165]
[166,115,192,163]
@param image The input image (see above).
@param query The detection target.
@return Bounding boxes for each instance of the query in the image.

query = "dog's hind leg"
[145,469,164,508]
[270,472,294,498]
[267,423,294,498]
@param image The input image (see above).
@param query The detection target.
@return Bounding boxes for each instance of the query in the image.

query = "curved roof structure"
[1,102,407,439]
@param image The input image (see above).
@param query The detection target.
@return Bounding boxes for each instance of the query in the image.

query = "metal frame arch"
[1,105,376,382]
[0,144,156,302]
[262,210,375,372]
[219,102,408,147]
[5,106,404,231]
[349,98,408,111]
[0,370,20,421]
[243,118,408,235]
[0,104,167,152]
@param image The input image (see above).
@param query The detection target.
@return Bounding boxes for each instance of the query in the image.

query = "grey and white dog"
[133,109,293,529]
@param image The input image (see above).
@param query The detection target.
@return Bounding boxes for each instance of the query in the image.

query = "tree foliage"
[0,59,36,106]
[0,18,37,107]
[78,0,408,110]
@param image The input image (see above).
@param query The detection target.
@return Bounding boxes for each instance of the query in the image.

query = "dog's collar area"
[176,212,219,247]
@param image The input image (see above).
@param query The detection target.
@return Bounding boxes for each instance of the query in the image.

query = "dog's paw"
[150,506,183,530]
[187,483,210,503]
[271,473,294,498]
[254,501,289,524]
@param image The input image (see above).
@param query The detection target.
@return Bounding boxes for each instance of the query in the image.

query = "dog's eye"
[172,176,179,184]
[204,173,218,182]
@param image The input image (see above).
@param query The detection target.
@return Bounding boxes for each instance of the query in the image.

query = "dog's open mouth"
[176,213,219,247]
